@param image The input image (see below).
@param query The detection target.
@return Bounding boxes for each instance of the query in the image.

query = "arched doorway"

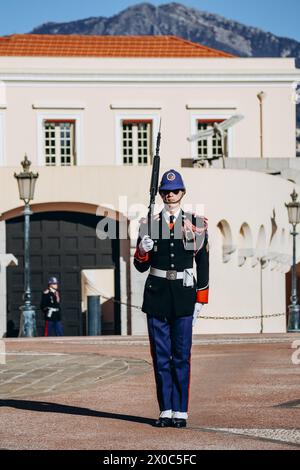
[5,210,120,336]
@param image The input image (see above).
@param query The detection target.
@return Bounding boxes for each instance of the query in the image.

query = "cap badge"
[167,172,176,181]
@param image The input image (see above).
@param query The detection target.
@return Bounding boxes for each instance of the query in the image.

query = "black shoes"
[153,417,173,427]
[153,417,187,428]
[172,418,187,428]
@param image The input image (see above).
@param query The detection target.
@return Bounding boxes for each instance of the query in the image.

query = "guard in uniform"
[40,277,63,336]
[134,169,209,428]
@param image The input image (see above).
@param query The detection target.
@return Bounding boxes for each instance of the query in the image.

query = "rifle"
[148,120,161,237]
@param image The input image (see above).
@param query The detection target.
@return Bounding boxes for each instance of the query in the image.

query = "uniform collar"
[162,207,181,223]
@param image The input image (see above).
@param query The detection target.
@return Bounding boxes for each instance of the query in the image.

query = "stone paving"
[203,428,300,446]
[0,352,151,399]
[0,334,300,450]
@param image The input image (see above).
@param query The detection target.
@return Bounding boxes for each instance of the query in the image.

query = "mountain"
[29,2,300,136]
[30,2,300,67]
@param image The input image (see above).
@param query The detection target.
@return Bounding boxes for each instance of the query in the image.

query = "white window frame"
[37,113,82,166]
[122,120,152,166]
[115,114,160,166]
[190,114,234,162]
[0,113,5,166]
[44,120,76,167]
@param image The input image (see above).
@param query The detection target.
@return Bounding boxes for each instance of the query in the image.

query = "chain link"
[98,293,285,320]
[198,313,285,320]
[98,293,142,311]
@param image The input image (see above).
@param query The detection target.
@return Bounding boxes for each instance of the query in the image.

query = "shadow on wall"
[217,219,235,263]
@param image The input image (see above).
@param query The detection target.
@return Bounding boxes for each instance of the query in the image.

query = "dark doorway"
[6,211,120,336]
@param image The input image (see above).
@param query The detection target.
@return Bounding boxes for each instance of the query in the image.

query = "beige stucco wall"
[0,166,296,335]
[1,84,296,164]
[0,56,299,169]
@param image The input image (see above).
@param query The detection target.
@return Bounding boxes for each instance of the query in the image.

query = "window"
[44,120,76,166]
[197,119,224,161]
[122,120,152,165]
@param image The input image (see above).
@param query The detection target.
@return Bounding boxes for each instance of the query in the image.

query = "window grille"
[197,119,224,160]
[122,120,152,166]
[44,120,76,166]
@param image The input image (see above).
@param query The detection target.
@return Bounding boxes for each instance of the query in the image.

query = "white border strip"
[2,73,300,84]
[110,103,162,110]
[33,102,86,110]
[186,104,237,110]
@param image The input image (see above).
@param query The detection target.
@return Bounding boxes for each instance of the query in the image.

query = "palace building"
[0,34,299,337]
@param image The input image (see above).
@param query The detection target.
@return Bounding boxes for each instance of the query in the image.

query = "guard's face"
[49,283,58,290]
[160,189,185,205]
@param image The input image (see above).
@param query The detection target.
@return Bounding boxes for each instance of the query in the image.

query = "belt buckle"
[166,270,177,280]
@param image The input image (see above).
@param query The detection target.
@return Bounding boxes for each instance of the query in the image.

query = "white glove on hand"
[192,303,203,326]
[139,235,154,255]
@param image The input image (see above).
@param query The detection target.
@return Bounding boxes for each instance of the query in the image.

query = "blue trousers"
[147,315,193,413]
[44,320,63,336]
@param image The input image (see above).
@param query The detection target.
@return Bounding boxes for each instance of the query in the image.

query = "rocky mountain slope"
[30,2,300,67]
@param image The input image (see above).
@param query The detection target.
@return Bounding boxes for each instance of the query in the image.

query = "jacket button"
[170,253,175,258]
[171,264,175,268]
[170,243,174,247]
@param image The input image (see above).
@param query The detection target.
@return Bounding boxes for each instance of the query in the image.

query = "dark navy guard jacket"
[40,289,62,322]
[134,210,209,319]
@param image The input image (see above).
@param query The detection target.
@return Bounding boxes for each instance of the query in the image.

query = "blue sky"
[1,0,300,42]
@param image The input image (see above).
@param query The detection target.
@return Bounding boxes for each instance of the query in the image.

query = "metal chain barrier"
[98,293,286,320]
[198,313,285,320]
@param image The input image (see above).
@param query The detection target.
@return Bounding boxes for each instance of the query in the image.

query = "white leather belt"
[150,267,184,280]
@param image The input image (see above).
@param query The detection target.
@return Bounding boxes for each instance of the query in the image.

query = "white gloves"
[47,307,59,318]
[193,303,203,326]
[139,235,154,255]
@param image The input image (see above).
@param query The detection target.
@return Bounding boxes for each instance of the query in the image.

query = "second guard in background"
[40,276,63,337]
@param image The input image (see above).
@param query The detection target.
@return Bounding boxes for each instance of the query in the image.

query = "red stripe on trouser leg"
[187,353,191,411]
[44,320,49,337]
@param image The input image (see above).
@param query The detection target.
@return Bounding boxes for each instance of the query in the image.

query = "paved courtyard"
[0,333,299,450]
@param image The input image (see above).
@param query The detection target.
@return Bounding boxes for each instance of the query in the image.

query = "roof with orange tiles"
[0,34,235,58]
